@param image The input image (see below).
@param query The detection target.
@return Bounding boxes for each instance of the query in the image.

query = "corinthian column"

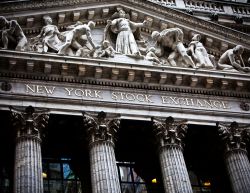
[152,117,192,193]
[82,111,121,193]
[10,106,49,193]
[217,122,250,193]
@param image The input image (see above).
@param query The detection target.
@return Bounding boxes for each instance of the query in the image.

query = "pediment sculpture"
[0,16,28,51]
[0,13,250,74]
[103,8,148,58]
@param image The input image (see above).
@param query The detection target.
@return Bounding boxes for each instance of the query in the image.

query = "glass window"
[49,180,63,193]
[49,163,61,179]
[42,158,82,193]
[117,162,148,193]
[63,163,75,180]
[189,170,212,193]
[119,166,133,182]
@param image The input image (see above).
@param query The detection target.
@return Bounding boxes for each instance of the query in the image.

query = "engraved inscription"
[111,92,153,103]
[161,96,230,109]
[21,84,233,110]
[26,84,55,95]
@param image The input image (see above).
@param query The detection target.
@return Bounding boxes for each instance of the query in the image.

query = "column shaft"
[89,141,121,193]
[159,145,192,193]
[217,121,250,193]
[152,117,192,193]
[225,150,250,193]
[14,136,43,193]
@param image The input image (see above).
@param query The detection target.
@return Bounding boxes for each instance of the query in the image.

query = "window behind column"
[42,158,82,193]
[117,162,147,193]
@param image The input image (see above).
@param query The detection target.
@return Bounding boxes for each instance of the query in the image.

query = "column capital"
[82,111,120,145]
[151,116,188,149]
[217,121,250,152]
[10,106,49,140]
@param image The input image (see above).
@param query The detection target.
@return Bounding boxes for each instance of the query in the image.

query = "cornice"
[1,0,250,48]
[0,50,250,99]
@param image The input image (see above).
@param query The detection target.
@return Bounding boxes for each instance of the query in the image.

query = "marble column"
[152,116,192,193]
[82,111,121,193]
[10,106,49,193]
[217,121,250,193]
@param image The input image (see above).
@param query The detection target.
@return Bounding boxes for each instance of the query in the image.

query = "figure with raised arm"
[105,9,147,57]
[31,15,63,53]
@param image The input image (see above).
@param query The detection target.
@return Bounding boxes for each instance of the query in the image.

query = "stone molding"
[1,50,250,98]
[217,121,250,152]
[82,111,120,145]
[10,105,49,140]
[152,116,188,149]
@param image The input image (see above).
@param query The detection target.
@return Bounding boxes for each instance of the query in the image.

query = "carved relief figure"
[0,16,27,51]
[152,28,196,68]
[188,34,214,69]
[31,15,63,53]
[58,21,97,56]
[105,9,147,56]
[217,45,250,73]
[94,40,116,58]
[145,47,161,64]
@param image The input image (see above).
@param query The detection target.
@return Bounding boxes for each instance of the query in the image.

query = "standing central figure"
[106,9,147,56]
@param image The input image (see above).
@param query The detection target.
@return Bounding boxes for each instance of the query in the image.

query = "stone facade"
[0,0,250,193]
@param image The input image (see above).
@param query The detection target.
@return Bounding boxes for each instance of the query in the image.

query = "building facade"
[0,0,250,193]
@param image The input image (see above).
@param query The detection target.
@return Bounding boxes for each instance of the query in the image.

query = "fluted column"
[217,122,250,193]
[10,106,49,193]
[152,117,192,193]
[82,111,121,193]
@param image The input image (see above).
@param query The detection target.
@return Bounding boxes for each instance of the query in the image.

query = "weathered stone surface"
[10,106,49,193]
[152,117,192,193]
[217,122,250,193]
[82,111,121,193]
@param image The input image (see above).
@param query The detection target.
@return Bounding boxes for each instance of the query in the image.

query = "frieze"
[2,82,250,114]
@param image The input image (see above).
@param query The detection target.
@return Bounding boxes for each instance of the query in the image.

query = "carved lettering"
[196,99,205,107]
[23,84,232,110]
[75,89,84,97]
[26,84,35,93]
[145,95,153,103]
[185,98,194,106]
[161,96,170,104]
[170,97,179,105]
[86,89,94,98]
[111,92,153,103]
[65,88,73,96]
[44,86,55,95]
[112,92,118,100]
[203,100,213,108]
[94,90,102,99]
[26,84,55,95]
[222,101,230,109]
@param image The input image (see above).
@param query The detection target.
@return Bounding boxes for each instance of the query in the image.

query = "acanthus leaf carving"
[151,116,188,149]
[217,121,250,152]
[82,111,120,145]
[10,105,49,140]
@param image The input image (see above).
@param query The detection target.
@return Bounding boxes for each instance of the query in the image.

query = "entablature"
[1,50,250,99]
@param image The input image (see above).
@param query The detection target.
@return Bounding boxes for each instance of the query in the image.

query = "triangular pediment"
[1,0,250,48]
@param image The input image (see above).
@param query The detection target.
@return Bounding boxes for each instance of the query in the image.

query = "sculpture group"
[0,9,250,73]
